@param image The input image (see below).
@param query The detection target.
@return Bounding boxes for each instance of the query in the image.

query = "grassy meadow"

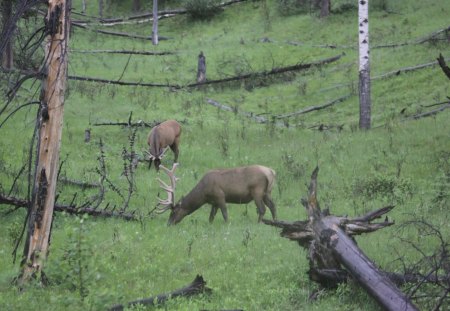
[0,0,449,310]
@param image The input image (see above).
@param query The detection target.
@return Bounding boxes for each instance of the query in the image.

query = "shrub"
[185,0,223,20]
[352,173,414,204]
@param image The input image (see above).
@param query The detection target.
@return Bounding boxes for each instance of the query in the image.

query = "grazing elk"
[156,163,277,225]
[147,119,181,171]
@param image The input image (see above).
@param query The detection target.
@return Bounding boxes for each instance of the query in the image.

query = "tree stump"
[197,51,206,83]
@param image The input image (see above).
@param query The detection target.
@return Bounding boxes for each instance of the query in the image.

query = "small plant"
[352,173,414,204]
[53,215,94,302]
[217,125,230,158]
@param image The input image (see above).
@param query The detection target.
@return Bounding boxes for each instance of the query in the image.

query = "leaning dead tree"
[264,167,419,311]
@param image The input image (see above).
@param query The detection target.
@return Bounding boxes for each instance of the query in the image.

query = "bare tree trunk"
[197,51,206,83]
[358,0,371,129]
[18,0,71,286]
[81,0,86,13]
[1,0,13,69]
[319,0,330,18]
[152,0,158,45]
[133,0,141,12]
[99,0,103,18]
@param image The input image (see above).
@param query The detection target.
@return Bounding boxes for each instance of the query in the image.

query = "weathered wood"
[275,94,351,119]
[152,0,158,45]
[109,275,212,311]
[437,53,450,80]
[70,49,174,55]
[18,0,71,285]
[72,22,170,41]
[197,51,206,83]
[264,167,419,311]
[187,54,343,88]
[0,194,139,221]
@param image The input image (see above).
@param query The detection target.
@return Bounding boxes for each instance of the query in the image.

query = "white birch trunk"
[358,0,371,129]
[152,0,158,45]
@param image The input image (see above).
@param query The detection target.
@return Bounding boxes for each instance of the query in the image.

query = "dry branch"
[187,54,343,87]
[437,53,450,80]
[72,22,170,41]
[0,194,139,221]
[70,49,174,56]
[109,275,212,311]
[404,103,450,121]
[67,54,342,89]
[275,94,351,119]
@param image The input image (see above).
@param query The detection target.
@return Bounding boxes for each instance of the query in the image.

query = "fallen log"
[186,54,343,88]
[0,194,139,221]
[72,22,171,41]
[263,167,419,311]
[109,275,212,311]
[70,49,174,56]
[275,94,351,119]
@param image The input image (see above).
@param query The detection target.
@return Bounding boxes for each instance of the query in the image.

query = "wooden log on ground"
[263,167,419,311]
[0,194,138,221]
[109,275,212,311]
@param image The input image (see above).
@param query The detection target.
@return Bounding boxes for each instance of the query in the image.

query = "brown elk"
[156,164,277,225]
[147,120,181,171]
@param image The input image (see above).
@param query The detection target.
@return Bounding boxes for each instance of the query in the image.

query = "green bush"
[277,0,310,16]
[184,0,223,20]
[352,173,414,204]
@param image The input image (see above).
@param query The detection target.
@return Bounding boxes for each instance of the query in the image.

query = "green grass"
[1,0,450,310]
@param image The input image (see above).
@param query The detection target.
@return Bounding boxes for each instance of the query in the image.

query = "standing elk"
[156,163,277,225]
[147,119,181,171]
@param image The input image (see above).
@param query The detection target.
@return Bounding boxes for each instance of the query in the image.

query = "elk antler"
[146,146,170,161]
[155,163,179,213]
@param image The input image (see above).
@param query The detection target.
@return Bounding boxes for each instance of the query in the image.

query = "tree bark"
[99,0,103,18]
[319,0,330,18]
[197,51,206,83]
[18,0,71,286]
[1,0,13,69]
[358,0,371,129]
[152,0,158,45]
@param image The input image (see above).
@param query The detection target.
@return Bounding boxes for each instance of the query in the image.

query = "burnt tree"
[17,0,71,286]
[264,167,419,311]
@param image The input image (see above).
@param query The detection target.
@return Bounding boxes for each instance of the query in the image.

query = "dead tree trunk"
[152,0,158,45]
[1,0,13,69]
[197,51,206,83]
[17,0,71,286]
[264,167,419,311]
[109,275,212,311]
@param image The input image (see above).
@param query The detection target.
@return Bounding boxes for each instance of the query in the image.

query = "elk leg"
[218,203,228,222]
[263,195,277,220]
[209,205,219,223]
[170,139,180,162]
[254,199,266,223]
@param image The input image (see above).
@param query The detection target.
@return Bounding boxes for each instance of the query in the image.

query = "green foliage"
[276,0,310,16]
[184,0,223,20]
[352,173,414,204]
